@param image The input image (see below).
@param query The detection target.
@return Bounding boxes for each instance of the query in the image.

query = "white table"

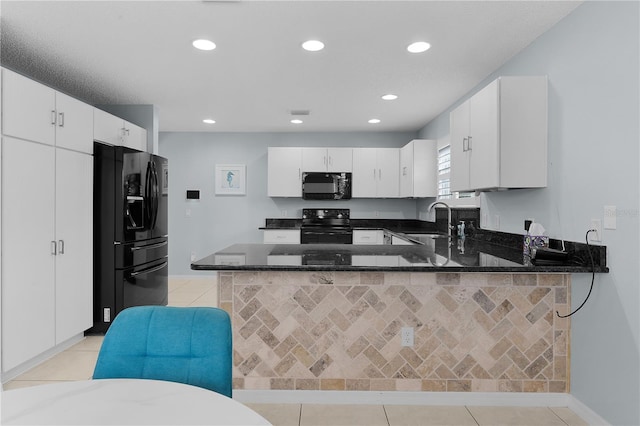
[1,379,271,425]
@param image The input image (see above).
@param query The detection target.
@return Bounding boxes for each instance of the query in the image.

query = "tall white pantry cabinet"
[1,69,93,374]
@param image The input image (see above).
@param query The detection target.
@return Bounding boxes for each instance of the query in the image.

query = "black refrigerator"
[90,142,169,333]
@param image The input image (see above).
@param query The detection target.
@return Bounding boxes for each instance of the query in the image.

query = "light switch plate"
[604,205,616,229]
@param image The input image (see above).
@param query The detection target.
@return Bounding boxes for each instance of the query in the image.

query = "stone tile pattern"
[219,272,570,393]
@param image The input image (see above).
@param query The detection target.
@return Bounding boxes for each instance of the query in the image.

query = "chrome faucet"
[427,201,454,238]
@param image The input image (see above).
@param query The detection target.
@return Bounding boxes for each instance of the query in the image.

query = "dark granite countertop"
[192,234,608,273]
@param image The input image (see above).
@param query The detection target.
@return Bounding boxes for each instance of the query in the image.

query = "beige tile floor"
[3,277,589,426]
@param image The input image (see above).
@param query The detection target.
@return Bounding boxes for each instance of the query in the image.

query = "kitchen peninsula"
[192,232,607,395]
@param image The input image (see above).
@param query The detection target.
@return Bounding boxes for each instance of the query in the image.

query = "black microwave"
[302,172,351,200]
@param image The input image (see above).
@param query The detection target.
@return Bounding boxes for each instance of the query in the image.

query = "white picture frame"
[215,164,246,195]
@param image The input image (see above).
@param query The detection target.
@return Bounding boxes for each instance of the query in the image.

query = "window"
[438,144,475,200]
[437,146,452,199]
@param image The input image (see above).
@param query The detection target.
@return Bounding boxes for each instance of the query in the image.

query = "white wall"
[418,2,639,424]
[159,131,419,276]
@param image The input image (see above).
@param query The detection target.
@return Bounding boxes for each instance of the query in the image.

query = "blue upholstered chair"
[92,306,232,397]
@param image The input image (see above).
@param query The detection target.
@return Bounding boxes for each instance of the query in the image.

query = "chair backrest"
[92,306,232,397]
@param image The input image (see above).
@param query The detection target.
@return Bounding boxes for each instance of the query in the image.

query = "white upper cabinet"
[352,148,399,198]
[124,122,147,151]
[400,139,437,198]
[54,92,94,154]
[268,147,302,197]
[450,76,548,192]
[2,69,93,154]
[94,108,147,152]
[302,147,353,172]
[93,108,124,146]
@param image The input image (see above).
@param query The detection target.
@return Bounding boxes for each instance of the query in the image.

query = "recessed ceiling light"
[381,94,398,101]
[302,40,325,52]
[193,39,216,51]
[203,119,216,124]
[368,119,381,124]
[407,41,431,53]
[291,119,303,124]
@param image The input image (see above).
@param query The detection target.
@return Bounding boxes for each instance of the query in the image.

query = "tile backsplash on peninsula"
[222,271,570,393]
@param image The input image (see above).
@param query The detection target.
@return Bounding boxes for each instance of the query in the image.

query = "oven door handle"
[130,260,168,277]
[131,240,168,251]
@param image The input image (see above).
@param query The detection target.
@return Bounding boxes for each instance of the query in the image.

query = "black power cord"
[556,229,597,318]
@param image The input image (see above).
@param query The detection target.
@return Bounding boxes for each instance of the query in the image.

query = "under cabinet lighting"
[193,39,216,51]
[291,119,303,124]
[381,94,398,101]
[203,119,216,124]
[368,119,381,124]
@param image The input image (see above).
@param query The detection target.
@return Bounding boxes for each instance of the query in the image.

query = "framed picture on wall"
[215,164,246,195]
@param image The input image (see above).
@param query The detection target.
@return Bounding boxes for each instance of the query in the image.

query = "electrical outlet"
[374,210,379,217]
[401,327,414,347]
[589,219,602,242]
[186,208,192,217]
[190,252,197,262]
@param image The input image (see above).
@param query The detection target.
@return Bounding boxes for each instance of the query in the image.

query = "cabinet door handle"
[58,240,65,254]
[463,137,468,152]
[379,169,382,180]
[51,110,57,125]
[468,136,472,150]
[58,112,65,127]
[51,241,57,255]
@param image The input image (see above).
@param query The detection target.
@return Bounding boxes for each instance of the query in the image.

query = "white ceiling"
[0,1,581,133]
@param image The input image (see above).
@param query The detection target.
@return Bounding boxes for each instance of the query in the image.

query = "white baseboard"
[1,333,85,385]
[233,390,571,406]
[169,274,217,281]
[567,395,611,426]
[234,390,611,424]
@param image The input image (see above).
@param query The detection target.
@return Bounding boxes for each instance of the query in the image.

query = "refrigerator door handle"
[144,161,153,229]
[130,260,168,278]
[151,162,160,229]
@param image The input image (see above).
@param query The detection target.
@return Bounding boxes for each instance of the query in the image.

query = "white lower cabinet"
[352,255,399,267]
[1,137,93,373]
[54,149,93,344]
[352,229,385,245]
[263,229,301,244]
[1,137,56,372]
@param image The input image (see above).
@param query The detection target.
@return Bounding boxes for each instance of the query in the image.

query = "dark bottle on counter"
[466,220,477,238]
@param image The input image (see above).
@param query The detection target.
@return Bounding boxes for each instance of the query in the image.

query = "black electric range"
[300,208,352,244]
